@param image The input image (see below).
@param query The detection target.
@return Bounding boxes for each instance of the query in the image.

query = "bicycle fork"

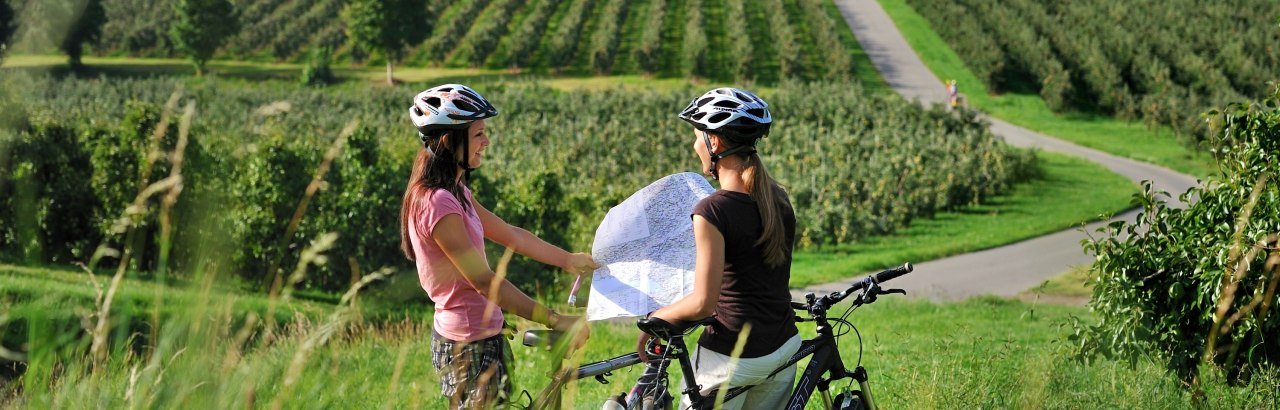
[815,365,875,410]
[788,339,877,410]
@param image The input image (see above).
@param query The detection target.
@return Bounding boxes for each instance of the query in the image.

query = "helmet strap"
[460,128,473,172]
[701,130,722,180]
[701,130,755,180]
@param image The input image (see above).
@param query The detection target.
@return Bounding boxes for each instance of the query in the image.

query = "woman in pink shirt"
[401,84,597,408]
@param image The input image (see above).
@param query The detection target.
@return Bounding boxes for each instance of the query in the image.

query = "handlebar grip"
[523,329,563,349]
[872,262,913,284]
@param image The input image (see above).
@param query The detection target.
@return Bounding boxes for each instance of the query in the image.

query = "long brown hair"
[740,151,791,268]
[400,127,472,261]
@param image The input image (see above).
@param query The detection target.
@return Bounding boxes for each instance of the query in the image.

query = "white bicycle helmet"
[678,87,772,144]
[408,84,498,136]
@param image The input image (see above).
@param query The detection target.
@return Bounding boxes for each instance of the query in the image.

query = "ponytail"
[741,153,790,267]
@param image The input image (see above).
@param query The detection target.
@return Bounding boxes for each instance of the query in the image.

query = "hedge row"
[905,0,1280,145]
[0,73,1035,293]
[65,0,868,83]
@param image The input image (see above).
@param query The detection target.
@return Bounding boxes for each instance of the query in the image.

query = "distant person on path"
[947,79,959,108]
[401,84,598,409]
[635,88,800,409]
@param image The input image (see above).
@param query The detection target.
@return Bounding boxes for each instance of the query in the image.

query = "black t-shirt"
[692,188,799,358]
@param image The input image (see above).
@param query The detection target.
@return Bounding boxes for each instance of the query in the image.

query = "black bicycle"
[520,262,913,410]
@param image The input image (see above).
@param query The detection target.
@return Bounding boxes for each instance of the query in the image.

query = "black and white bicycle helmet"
[408,84,498,136]
[678,87,772,144]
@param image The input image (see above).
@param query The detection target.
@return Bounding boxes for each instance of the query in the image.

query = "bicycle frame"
[528,262,912,409]
[685,310,876,410]
[525,320,869,410]
[527,352,643,409]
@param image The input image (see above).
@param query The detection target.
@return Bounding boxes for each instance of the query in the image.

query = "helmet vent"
[439,87,453,92]
[459,89,483,102]
[425,97,442,108]
[708,112,731,123]
[747,108,766,117]
[713,100,741,108]
[697,97,715,107]
[455,100,479,112]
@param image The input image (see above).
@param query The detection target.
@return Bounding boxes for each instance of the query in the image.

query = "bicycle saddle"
[636,315,717,339]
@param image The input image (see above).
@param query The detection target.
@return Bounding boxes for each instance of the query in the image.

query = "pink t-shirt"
[407,186,504,342]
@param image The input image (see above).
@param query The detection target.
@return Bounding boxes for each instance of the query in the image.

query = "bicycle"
[519,262,913,410]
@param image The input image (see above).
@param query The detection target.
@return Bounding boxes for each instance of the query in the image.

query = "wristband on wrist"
[543,308,559,327]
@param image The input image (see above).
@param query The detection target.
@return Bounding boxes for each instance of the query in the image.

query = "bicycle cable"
[835,294,867,393]
[836,292,866,368]
[637,338,677,403]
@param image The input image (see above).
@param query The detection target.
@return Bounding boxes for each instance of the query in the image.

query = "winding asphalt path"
[797,0,1200,301]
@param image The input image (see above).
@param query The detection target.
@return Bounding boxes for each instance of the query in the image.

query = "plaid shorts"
[431,329,513,409]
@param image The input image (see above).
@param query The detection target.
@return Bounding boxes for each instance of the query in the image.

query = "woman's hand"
[636,332,654,362]
[551,313,590,350]
[564,252,600,276]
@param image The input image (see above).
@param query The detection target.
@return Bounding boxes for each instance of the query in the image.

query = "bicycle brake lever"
[880,288,907,296]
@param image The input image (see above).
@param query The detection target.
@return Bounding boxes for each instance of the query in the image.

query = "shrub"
[721,0,752,80]
[586,0,627,75]
[631,0,665,75]
[763,0,800,79]
[501,0,559,68]
[420,0,489,64]
[300,46,336,86]
[544,0,590,70]
[1075,87,1280,383]
[680,0,706,78]
[2,116,99,263]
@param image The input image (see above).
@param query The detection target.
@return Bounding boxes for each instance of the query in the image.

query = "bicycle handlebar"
[873,262,913,284]
[800,263,913,312]
[576,353,642,379]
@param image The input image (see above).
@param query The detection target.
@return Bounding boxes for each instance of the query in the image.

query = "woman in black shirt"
[638,88,800,409]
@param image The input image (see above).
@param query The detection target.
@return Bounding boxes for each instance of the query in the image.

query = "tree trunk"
[67,53,82,72]
[386,61,394,85]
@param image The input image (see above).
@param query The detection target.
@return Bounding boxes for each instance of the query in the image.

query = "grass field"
[791,151,1135,288]
[5,262,1275,408]
[875,0,1218,179]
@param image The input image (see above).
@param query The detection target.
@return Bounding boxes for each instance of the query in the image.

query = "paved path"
[797,0,1200,301]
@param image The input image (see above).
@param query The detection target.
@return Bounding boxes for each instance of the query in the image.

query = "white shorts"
[680,334,803,410]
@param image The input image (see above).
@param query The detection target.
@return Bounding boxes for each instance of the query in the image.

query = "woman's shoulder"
[694,190,748,215]
[695,189,731,205]
[417,186,470,213]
